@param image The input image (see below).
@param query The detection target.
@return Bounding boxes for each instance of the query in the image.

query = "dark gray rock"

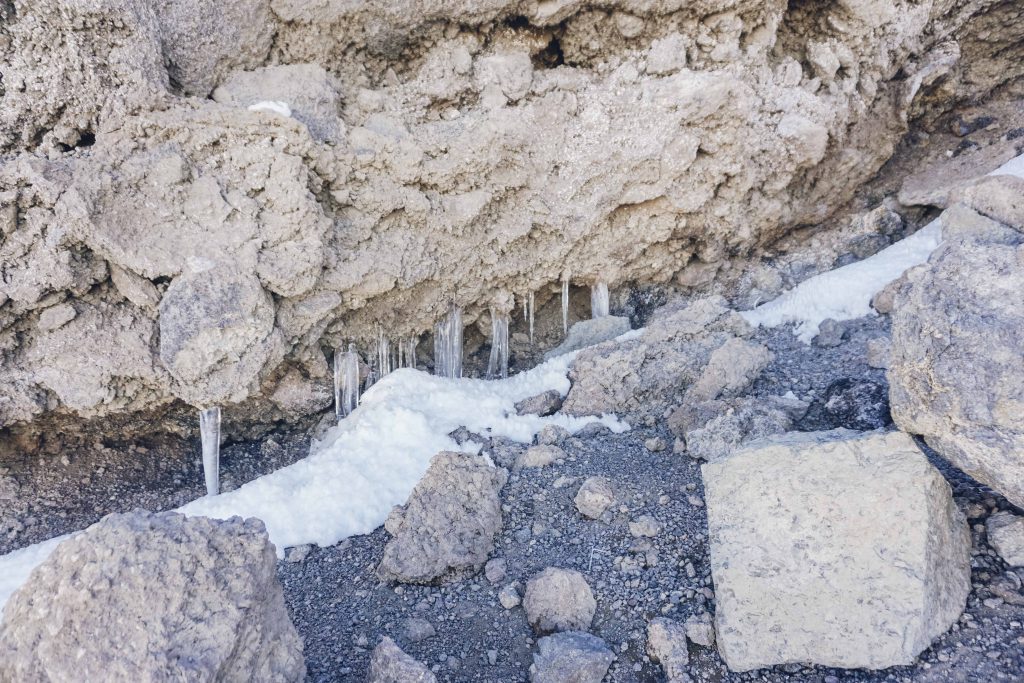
[530,631,614,683]
[515,390,564,416]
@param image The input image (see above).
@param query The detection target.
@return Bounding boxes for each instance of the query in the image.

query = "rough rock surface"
[574,476,616,519]
[378,451,508,583]
[703,430,971,671]
[544,316,631,360]
[889,182,1024,507]
[646,617,690,680]
[672,397,797,461]
[0,510,305,682]
[530,631,615,683]
[987,512,1024,567]
[523,567,597,633]
[2,0,1021,433]
[515,390,564,416]
[517,444,566,469]
[367,636,437,683]
[563,296,760,417]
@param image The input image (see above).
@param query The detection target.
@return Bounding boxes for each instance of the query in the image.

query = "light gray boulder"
[378,452,507,583]
[703,430,970,671]
[987,512,1024,566]
[889,183,1024,507]
[530,631,614,683]
[523,568,597,633]
[367,636,436,683]
[516,444,565,469]
[0,510,305,682]
[544,316,631,360]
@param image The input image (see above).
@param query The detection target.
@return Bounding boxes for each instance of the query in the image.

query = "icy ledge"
[0,350,627,612]
[742,152,1024,343]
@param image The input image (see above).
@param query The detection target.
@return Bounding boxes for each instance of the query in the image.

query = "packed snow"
[0,350,626,612]
[743,152,1024,342]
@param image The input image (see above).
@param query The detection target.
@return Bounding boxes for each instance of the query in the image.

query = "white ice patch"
[247,100,292,117]
[743,152,1024,343]
[0,351,627,612]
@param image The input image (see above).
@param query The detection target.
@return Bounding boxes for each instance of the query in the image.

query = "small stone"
[515,390,564,417]
[574,477,616,520]
[644,437,667,452]
[517,445,565,469]
[684,613,715,648]
[523,568,597,633]
[687,495,704,507]
[368,636,437,683]
[987,512,1024,566]
[485,557,508,584]
[812,318,847,347]
[499,583,521,609]
[537,424,570,446]
[646,618,689,680]
[402,617,436,643]
[530,631,614,683]
[286,544,312,563]
[487,649,498,666]
[628,515,663,538]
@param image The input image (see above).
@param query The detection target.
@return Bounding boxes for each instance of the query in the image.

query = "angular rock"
[378,452,507,583]
[536,424,570,446]
[515,390,564,417]
[499,583,521,609]
[818,378,892,431]
[646,618,689,680]
[574,477,616,520]
[987,512,1024,566]
[367,636,436,683]
[684,613,715,648]
[544,316,631,360]
[530,631,614,683]
[0,510,305,682]
[628,514,662,538]
[703,430,971,671]
[564,297,757,417]
[684,337,772,403]
[401,617,436,643]
[523,568,597,633]
[889,199,1024,507]
[484,557,508,584]
[675,398,794,461]
[812,318,847,347]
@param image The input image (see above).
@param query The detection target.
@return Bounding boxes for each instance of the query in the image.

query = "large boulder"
[0,510,305,682]
[378,451,507,583]
[563,297,766,417]
[889,178,1024,507]
[703,429,970,671]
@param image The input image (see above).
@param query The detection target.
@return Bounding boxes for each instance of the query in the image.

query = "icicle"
[398,336,419,369]
[376,327,392,378]
[487,308,510,379]
[199,407,221,496]
[434,305,463,378]
[561,273,570,335]
[591,281,609,318]
[334,343,360,420]
[525,291,535,343]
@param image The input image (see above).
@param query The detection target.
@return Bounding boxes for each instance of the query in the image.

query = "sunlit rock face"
[1,0,1022,429]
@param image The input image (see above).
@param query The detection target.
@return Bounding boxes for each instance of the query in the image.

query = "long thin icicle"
[334,343,360,420]
[199,407,221,496]
[561,273,570,335]
[399,336,419,369]
[591,282,609,318]
[434,305,463,378]
[377,327,392,378]
[487,309,510,379]
[526,291,535,343]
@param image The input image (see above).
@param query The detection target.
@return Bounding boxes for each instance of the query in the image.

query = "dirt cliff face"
[0,0,1022,432]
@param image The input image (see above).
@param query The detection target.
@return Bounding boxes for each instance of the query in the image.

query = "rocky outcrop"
[0,510,305,682]
[378,451,507,583]
[1,0,1021,433]
[889,176,1024,507]
[703,430,970,671]
[563,296,766,417]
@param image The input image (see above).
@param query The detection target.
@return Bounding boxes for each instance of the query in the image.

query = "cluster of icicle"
[198,279,612,497]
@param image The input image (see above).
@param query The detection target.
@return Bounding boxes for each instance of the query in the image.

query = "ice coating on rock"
[434,306,464,379]
[591,282,609,318]
[199,407,221,496]
[487,310,510,380]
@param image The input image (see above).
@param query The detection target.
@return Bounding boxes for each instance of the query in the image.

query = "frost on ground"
[742,153,1024,342]
[0,351,625,612]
